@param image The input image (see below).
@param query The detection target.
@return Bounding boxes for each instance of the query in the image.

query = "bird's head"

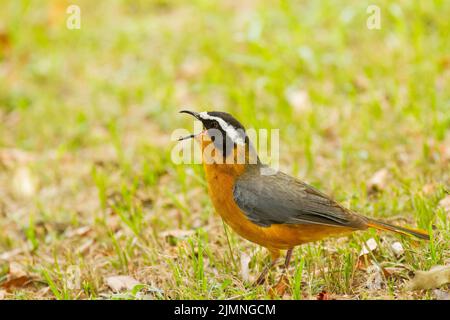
[179,110,259,165]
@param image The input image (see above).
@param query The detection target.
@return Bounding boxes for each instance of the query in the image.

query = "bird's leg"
[253,249,280,286]
[271,248,294,296]
[254,259,277,286]
[283,248,293,270]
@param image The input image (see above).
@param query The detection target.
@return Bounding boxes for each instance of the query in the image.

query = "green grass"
[0,0,448,299]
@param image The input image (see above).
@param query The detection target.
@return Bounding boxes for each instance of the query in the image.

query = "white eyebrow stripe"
[198,112,246,145]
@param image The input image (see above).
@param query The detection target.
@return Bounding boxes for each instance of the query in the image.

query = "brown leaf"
[269,274,290,298]
[367,169,389,194]
[317,290,333,300]
[1,262,32,290]
[2,276,31,290]
[105,275,140,292]
[405,265,450,291]
[383,267,405,279]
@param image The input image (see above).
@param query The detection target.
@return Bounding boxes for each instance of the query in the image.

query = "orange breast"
[203,163,354,250]
[199,138,354,250]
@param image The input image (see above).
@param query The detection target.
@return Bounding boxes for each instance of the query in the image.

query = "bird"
[178,110,429,289]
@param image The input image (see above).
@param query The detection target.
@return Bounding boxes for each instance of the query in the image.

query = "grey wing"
[232,168,367,229]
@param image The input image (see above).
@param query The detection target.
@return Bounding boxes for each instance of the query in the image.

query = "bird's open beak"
[180,110,200,119]
[178,110,205,141]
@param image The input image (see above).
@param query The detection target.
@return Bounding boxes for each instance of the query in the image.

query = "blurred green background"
[0,0,448,299]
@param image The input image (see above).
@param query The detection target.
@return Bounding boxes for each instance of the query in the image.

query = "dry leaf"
[383,267,405,278]
[1,262,32,290]
[105,275,140,292]
[317,290,332,300]
[12,166,37,198]
[367,169,389,194]
[269,274,290,298]
[240,253,251,282]
[0,289,6,299]
[405,265,450,291]
[391,242,404,257]
[2,276,31,290]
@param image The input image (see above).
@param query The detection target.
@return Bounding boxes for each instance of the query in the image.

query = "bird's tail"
[366,219,430,240]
